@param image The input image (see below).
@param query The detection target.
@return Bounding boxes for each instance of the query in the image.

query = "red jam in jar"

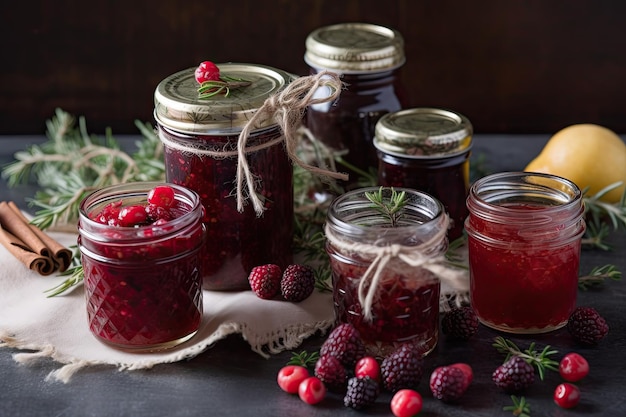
[374,108,473,240]
[325,187,448,357]
[465,172,586,333]
[304,23,408,186]
[78,182,204,351]
[154,63,295,290]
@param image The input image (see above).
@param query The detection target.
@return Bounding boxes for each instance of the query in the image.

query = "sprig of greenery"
[578,264,622,290]
[286,350,319,370]
[197,75,252,99]
[503,395,531,417]
[364,187,407,227]
[583,182,626,250]
[493,337,559,380]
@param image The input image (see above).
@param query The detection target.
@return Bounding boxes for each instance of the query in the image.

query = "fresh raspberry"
[314,354,347,393]
[492,356,535,393]
[380,343,424,392]
[429,365,469,402]
[248,264,282,299]
[441,306,479,340]
[567,306,609,346]
[343,376,380,410]
[280,264,315,302]
[194,61,221,84]
[319,323,366,368]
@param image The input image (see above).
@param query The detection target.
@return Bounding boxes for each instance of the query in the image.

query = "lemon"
[525,124,626,203]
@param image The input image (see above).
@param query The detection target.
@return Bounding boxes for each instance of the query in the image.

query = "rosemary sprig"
[578,264,622,290]
[364,187,407,227]
[197,75,252,99]
[503,395,531,417]
[582,181,626,250]
[493,336,559,380]
[286,350,319,370]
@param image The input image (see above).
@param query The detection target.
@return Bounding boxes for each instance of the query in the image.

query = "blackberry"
[492,356,535,393]
[320,323,366,368]
[381,343,424,392]
[429,366,469,402]
[441,306,479,340]
[280,264,315,302]
[343,376,380,409]
[314,354,347,393]
[567,306,609,346]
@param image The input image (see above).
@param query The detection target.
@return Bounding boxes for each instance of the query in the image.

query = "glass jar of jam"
[374,108,473,240]
[154,63,295,290]
[325,187,449,357]
[465,172,586,334]
[304,23,408,187]
[78,182,204,351]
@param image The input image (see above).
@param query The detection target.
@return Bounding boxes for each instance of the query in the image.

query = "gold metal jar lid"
[304,23,405,73]
[154,63,296,135]
[373,108,473,158]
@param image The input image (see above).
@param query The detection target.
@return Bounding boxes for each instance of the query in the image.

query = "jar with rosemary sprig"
[324,187,449,358]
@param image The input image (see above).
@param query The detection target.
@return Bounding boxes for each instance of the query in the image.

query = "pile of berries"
[90,185,179,227]
[248,263,315,302]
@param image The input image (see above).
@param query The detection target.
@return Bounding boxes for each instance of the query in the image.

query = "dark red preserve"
[374,108,473,240]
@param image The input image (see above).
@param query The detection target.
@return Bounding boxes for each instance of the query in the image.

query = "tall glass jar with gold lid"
[374,108,473,240]
[154,63,296,290]
[304,23,408,187]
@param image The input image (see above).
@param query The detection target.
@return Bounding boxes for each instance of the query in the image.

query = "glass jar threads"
[465,172,586,334]
[78,182,204,351]
[154,63,296,290]
[325,187,449,357]
[304,23,408,186]
[374,108,473,240]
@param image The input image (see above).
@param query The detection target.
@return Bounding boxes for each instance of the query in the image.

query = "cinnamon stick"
[0,201,72,275]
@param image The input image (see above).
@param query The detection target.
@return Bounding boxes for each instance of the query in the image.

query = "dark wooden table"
[1,134,625,416]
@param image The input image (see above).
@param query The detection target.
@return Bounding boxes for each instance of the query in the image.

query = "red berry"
[554,382,581,409]
[559,352,589,382]
[492,356,535,393]
[320,323,366,368]
[314,354,347,393]
[450,363,473,389]
[147,185,175,209]
[117,204,148,227]
[567,306,609,346]
[280,264,315,302]
[277,365,309,394]
[298,376,326,405]
[355,356,381,383]
[429,365,469,402]
[91,200,122,225]
[194,61,221,84]
[145,203,174,223]
[391,389,423,417]
[248,264,282,299]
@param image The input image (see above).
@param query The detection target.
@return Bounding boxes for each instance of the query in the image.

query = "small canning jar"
[154,63,295,290]
[465,172,586,334]
[304,23,408,186]
[374,108,473,240]
[78,182,204,351]
[325,187,448,358]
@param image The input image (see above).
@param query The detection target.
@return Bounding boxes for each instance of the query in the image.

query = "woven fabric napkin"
[0,231,336,383]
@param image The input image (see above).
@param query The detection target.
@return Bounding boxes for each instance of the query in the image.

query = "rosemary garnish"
[286,350,319,370]
[503,395,531,417]
[493,337,559,380]
[197,75,252,99]
[578,264,622,290]
[582,181,626,250]
[364,187,407,227]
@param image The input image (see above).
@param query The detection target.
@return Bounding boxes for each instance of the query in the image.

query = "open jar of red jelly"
[154,63,295,290]
[465,172,586,334]
[374,108,473,240]
[325,187,449,358]
[304,23,408,186]
[78,182,204,351]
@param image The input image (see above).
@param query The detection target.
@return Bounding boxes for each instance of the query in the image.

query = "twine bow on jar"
[236,70,349,215]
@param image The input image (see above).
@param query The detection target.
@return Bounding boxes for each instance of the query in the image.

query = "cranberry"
[147,185,176,209]
[298,376,326,405]
[559,352,589,382]
[145,203,174,223]
[391,389,423,417]
[117,204,148,227]
[194,61,220,84]
[355,356,381,383]
[554,383,581,409]
[277,365,310,394]
[91,200,122,225]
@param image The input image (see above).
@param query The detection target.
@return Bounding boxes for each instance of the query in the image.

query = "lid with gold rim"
[154,62,296,135]
[304,23,405,73]
[373,108,473,158]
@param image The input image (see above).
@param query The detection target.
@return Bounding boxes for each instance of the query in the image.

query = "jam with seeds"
[78,182,204,351]
[465,172,586,333]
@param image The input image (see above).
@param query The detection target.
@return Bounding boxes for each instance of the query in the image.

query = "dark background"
[2,0,625,135]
